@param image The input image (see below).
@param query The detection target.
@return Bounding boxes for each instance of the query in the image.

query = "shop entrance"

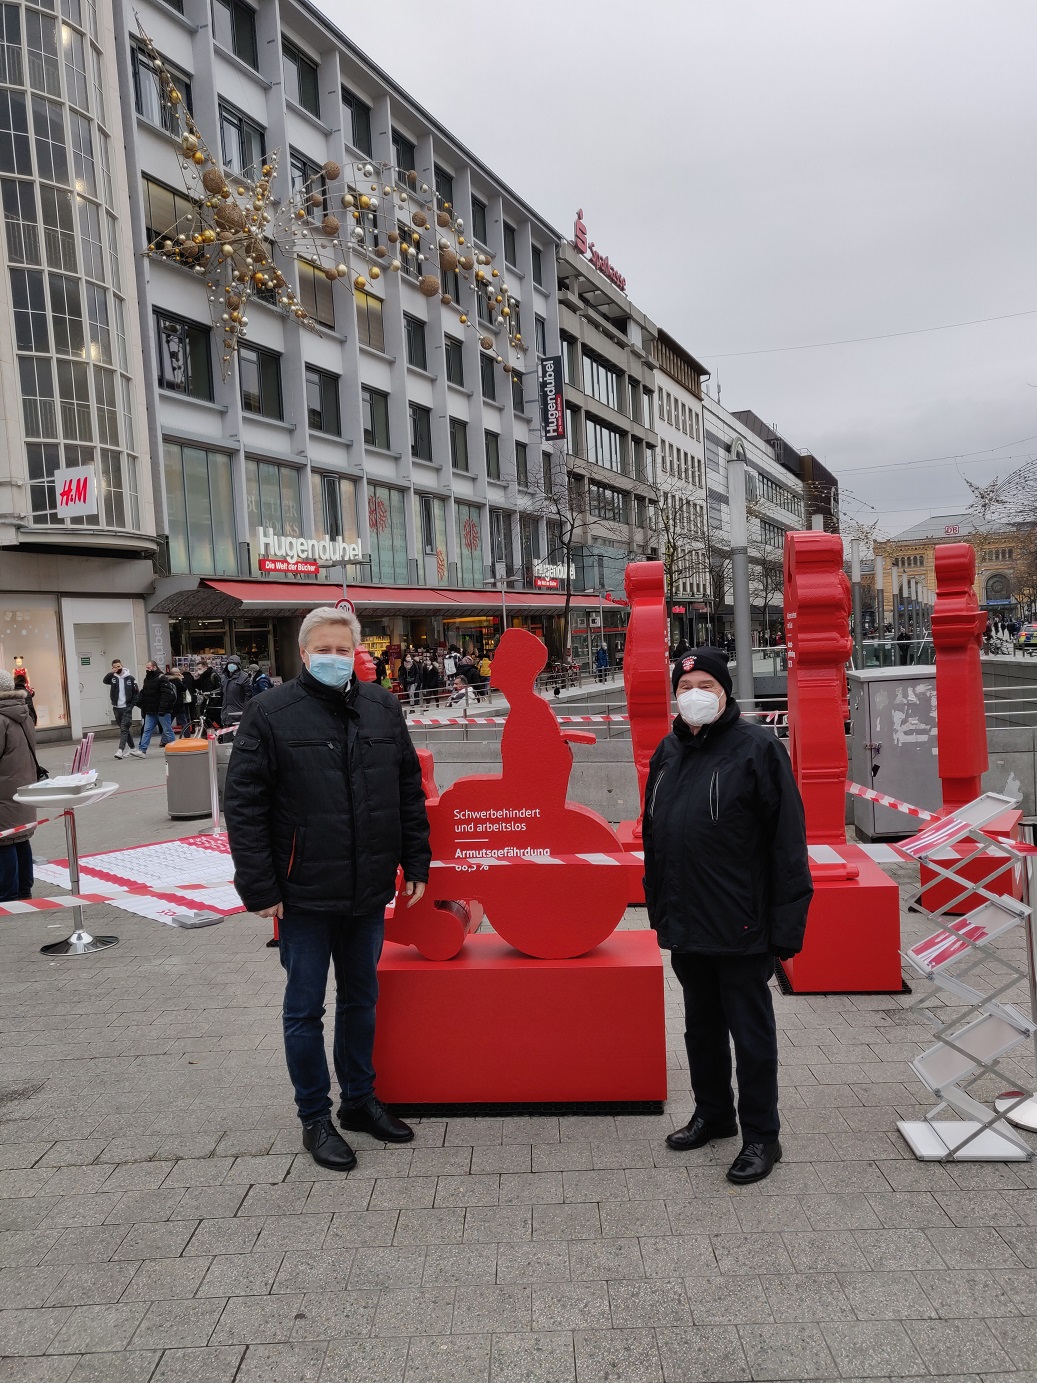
[73,633,110,729]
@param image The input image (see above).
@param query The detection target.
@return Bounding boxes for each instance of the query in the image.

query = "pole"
[851,538,863,667]
[39,807,118,955]
[727,449,755,709]
[201,732,222,837]
[874,552,885,642]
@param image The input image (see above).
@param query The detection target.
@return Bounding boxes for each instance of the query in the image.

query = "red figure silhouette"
[621,562,672,839]
[931,544,987,812]
[784,532,854,846]
[385,628,631,960]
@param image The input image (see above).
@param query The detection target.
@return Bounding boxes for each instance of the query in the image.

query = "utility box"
[848,666,940,839]
[165,738,211,820]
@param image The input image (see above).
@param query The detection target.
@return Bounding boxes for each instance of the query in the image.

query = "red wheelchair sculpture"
[385,628,633,961]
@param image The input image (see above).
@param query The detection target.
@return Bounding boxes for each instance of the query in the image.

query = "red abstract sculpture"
[385,628,632,960]
[620,561,672,841]
[931,544,987,812]
[784,531,854,845]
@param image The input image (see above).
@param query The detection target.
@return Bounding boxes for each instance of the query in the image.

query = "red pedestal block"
[918,810,1025,913]
[780,844,903,993]
[374,930,667,1108]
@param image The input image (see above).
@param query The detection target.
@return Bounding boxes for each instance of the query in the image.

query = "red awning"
[200,580,607,613]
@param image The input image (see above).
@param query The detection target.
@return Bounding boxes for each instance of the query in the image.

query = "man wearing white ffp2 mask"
[642,647,812,1187]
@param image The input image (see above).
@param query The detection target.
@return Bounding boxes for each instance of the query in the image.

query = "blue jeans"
[0,839,34,901]
[139,713,174,753]
[278,908,385,1123]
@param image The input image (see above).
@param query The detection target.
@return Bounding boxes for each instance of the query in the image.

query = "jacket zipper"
[649,766,668,817]
[710,769,719,824]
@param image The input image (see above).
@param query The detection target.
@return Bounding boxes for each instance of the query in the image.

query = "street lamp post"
[727,443,755,709]
[851,538,863,666]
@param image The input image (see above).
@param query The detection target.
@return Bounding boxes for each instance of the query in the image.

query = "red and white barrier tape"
[0,813,61,841]
[0,877,230,917]
[407,714,631,726]
[846,780,936,821]
[431,850,643,870]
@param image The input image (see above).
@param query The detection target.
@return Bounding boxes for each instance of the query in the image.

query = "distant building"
[874,513,1029,622]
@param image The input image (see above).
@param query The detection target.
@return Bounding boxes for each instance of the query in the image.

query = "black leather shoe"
[302,1115,357,1170]
[338,1095,414,1143]
[726,1140,782,1184]
[665,1114,738,1151]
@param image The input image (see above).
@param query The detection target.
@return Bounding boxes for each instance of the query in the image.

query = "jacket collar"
[299,665,361,712]
[672,696,741,748]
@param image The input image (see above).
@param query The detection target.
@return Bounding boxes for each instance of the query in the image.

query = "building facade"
[651,329,708,644]
[874,513,1031,624]
[0,0,157,735]
[116,0,615,676]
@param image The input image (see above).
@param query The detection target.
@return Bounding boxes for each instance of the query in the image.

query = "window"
[409,403,432,461]
[354,287,384,350]
[32,96,68,184]
[419,494,436,554]
[2,180,39,263]
[10,269,48,351]
[565,404,581,456]
[0,4,22,87]
[582,352,621,412]
[445,336,464,386]
[562,334,578,386]
[681,402,687,434]
[434,164,453,208]
[94,366,118,445]
[85,282,111,364]
[346,183,379,250]
[312,472,359,544]
[245,456,302,538]
[456,501,482,587]
[305,365,340,434]
[589,482,628,524]
[635,496,647,528]
[367,483,408,582]
[362,385,389,449]
[56,358,90,441]
[49,273,83,355]
[297,259,335,328]
[542,453,553,495]
[341,85,372,155]
[164,443,236,574]
[520,515,541,575]
[289,150,327,212]
[392,128,415,180]
[512,371,524,413]
[69,112,95,196]
[471,196,487,244]
[42,186,76,268]
[534,314,547,357]
[77,195,103,280]
[586,417,624,473]
[239,344,282,418]
[19,357,56,438]
[132,44,191,132]
[142,176,196,248]
[282,40,319,117]
[0,89,31,175]
[442,266,459,301]
[404,314,427,370]
[760,519,784,550]
[479,352,496,402]
[63,22,89,111]
[485,430,500,481]
[449,417,468,472]
[531,244,543,287]
[213,0,258,69]
[490,509,510,568]
[515,441,528,489]
[25,10,59,96]
[503,221,517,265]
[219,103,265,180]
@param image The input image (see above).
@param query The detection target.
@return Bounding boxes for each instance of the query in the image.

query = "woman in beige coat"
[0,668,39,901]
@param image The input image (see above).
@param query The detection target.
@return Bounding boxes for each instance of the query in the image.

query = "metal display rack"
[898,792,1037,1161]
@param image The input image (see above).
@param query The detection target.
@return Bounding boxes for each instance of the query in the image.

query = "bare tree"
[520,445,584,661]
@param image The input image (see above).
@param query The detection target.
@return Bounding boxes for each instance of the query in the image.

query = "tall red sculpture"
[618,561,671,849]
[784,532,853,845]
[781,531,902,993]
[931,543,987,812]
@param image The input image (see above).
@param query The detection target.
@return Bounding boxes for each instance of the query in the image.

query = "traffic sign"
[336,597,356,613]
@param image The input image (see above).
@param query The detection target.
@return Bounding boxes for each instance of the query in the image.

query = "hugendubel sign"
[538,355,565,442]
[256,526,363,568]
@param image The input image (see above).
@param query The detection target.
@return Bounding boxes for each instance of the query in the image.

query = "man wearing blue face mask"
[642,648,812,1185]
[224,607,431,1170]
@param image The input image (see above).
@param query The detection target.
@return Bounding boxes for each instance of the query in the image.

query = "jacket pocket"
[286,827,305,880]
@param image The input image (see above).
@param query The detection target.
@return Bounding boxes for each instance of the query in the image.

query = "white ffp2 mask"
[677,687,721,727]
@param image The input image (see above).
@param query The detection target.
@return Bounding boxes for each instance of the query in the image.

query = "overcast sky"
[328,0,1037,541]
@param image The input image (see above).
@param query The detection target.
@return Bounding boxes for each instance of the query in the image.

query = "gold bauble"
[459,314,468,324]
[418,274,441,297]
[192,151,205,164]
[370,266,381,279]
[359,194,371,210]
[354,274,367,290]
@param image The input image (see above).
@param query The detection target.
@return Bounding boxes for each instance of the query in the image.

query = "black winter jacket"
[642,700,813,957]
[223,668,431,916]
[137,671,176,716]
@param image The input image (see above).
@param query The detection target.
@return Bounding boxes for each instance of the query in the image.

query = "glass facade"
[456,500,483,588]
[367,483,408,583]
[164,442,236,576]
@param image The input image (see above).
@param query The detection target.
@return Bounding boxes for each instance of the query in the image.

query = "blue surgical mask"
[307,653,354,688]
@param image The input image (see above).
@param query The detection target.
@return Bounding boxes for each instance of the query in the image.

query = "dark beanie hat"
[672,647,733,697]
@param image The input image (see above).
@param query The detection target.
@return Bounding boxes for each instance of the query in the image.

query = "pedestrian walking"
[400,652,421,708]
[478,652,492,700]
[224,606,431,1170]
[248,663,273,695]
[420,654,442,708]
[166,667,190,735]
[643,648,813,1184]
[130,662,176,757]
[103,658,139,758]
[0,668,39,901]
[595,642,609,683]
[219,657,253,725]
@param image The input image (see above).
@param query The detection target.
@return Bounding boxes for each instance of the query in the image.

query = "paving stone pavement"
[0,746,1035,1380]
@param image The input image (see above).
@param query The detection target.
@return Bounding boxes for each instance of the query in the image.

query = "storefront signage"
[604,592,629,607]
[573,209,627,292]
[538,355,565,441]
[533,576,560,590]
[534,559,576,583]
[672,605,686,614]
[258,556,320,576]
[256,526,362,565]
[54,466,97,517]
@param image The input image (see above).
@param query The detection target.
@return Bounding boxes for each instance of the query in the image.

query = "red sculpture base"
[780,844,903,993]
[373,930,667,1108]
[918,811,1025,913]
[615,821,646,904]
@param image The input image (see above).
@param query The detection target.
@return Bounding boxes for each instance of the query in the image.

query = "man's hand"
[258,902,283,920]
[404,880,426,907]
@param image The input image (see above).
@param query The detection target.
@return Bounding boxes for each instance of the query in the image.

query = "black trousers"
[670,950,779,1142]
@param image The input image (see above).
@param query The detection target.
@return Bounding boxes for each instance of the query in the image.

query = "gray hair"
[299,606,362,650]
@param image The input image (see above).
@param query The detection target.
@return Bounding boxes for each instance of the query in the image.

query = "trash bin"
[165,738,212,819]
